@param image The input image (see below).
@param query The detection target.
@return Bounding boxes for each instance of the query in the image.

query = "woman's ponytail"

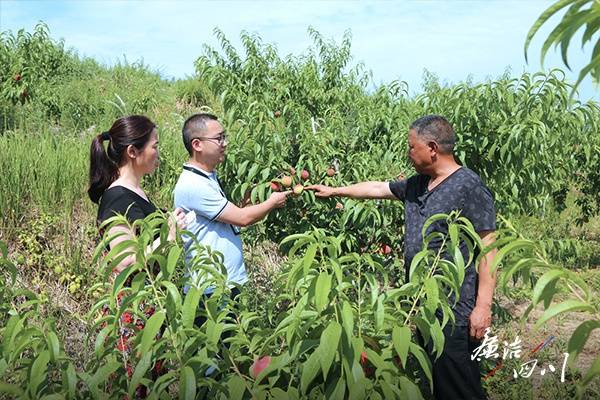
[88,132,118,204]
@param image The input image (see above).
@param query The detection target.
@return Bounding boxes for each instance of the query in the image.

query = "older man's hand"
[469,304,492,339]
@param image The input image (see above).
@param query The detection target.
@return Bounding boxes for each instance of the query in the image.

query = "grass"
[0,130,88,229]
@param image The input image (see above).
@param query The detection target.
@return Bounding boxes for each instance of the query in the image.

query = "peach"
[381,244,392,255]
[250,355,272,378]
[293,184,304,195]
[281,176,293,187]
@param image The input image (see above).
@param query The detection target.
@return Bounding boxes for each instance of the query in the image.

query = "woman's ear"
[126,144,138,159]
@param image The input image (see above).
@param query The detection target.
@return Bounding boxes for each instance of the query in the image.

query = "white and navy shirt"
[173,163,247,293]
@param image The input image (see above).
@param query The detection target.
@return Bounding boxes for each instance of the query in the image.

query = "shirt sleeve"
[389,179,408,201]
[176,182,228,221]
[99,192,147,224]
[462,182,496,232]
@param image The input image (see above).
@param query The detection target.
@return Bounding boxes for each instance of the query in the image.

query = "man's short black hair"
[182,113,219,156]
[410,115,456,153]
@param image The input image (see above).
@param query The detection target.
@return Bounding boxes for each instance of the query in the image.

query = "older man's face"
[407,129,432,173]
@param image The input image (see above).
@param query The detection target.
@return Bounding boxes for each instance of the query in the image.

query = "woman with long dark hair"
[88,115,185,397]
[89,114,185,272]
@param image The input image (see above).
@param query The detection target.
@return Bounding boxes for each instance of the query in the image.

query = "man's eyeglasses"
[192,132,227,146]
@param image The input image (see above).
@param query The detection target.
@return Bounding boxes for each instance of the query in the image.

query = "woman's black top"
[97,186,157,225]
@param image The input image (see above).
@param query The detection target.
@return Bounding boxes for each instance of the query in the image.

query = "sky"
[1,0,598,102]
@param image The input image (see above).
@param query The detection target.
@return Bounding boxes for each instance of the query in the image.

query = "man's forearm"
[469,231,497,338]
[475,249,497,308]
[238,199,275,227]
[332,181,392,199]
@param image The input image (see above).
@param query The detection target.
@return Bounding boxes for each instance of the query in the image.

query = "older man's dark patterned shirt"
[389,167,496,326]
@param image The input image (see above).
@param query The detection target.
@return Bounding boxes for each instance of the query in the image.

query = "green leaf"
[558,8,595,68]
[319,321,342,380]
[65,362,77,399]
[0,383,23,396]
[568,320,600,360]
[150,371,177,397]
[179,366,196,400]
[166,246,182,278]
[112,263,136,298]
[448,223,459,245]
[572,47,600,95]
[94,325,112,358]
[365,347,386,371]
[539,8,579,68]
[375,295,385,332]
[582,13,600,45]
[380,381,398,399]
[227,375,246,400]
[206,320,224,346]
[348,377,367,400]
[129,351,153,398]
[399,376,424,400]
[162,281,183,322]
[139,310,165,356]
[280,233,310,252]
[329,378,346,400]
[270,388,290,400]
[421,213,448,238]
[430,319,445,360]
[535,300,595,329]
[424,277,439,312]
[302,243,318,275]
[28,350,50,396]
[4,315,23,359]
[43,393,67,399]
[300,350,320,394]
[490,239,535,273]
[341,301,354,339]
[314,272,331,312]
[392,325,411,368]
[182,287,201,329]
[46,331,60,363]
[331,259,344,286]
[410,343,432,391]
[409,249,430,281]
[87,360,121,393]
[532,269,566,305]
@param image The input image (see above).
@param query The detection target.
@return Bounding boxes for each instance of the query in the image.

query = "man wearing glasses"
[174,113,290,301]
